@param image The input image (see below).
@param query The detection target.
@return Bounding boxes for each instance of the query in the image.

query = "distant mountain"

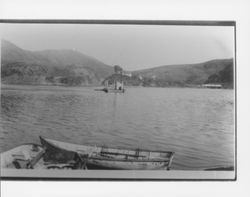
[1,40,234,88]
[131,59,234,88]
[1,40,113,85]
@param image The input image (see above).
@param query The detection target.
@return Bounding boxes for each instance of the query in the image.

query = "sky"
[0,23,235,71]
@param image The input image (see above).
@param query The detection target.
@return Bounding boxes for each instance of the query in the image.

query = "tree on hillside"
[114,65,123,74]
[205,63,233,84]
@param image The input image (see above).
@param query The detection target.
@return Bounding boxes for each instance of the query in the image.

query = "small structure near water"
[99,65,125,93]
[202,84,222,89]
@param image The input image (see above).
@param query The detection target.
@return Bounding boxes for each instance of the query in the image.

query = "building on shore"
[202,84,222,89]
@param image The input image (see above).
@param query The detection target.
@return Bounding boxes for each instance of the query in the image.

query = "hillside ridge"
[1,40,234,88]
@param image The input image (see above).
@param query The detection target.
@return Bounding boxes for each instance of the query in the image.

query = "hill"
[1,40,234,88]
[1,40,113,86]
[131,59,234,88]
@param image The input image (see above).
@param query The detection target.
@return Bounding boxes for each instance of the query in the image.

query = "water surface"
[0,85,235,170]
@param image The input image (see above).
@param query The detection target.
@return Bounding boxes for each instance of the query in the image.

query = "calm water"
[0,85,235,170]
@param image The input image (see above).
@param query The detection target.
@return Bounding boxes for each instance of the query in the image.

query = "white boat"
[0,144,45,169]
[0,143,84,170]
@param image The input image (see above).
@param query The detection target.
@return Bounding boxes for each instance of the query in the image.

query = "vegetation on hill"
[103,58,234,89]
[1,40,113,86]
[205,63,234,88]
[132,58,234,88]
[1,40,234,88]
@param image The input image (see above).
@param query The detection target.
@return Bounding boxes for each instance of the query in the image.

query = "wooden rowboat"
[40,136,174,170]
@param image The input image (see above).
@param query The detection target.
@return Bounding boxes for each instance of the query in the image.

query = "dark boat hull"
[103,88,125,93]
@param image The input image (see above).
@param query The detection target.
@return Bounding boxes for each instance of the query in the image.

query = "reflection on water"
[0,85,235,170]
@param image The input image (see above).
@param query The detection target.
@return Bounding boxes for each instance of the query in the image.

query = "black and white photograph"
[0,20,235,180]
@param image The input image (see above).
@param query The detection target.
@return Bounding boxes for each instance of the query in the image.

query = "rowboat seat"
[11,150,32,169]
[11,156,30,169]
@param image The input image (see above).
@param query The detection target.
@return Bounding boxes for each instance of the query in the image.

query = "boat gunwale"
[87,156,172,162]
[40,136,174,154]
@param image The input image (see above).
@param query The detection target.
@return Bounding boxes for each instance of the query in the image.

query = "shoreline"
[1,83,234,90]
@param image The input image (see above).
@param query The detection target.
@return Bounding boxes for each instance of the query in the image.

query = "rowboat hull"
[86,158,170,170]
[40,136,174,170]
